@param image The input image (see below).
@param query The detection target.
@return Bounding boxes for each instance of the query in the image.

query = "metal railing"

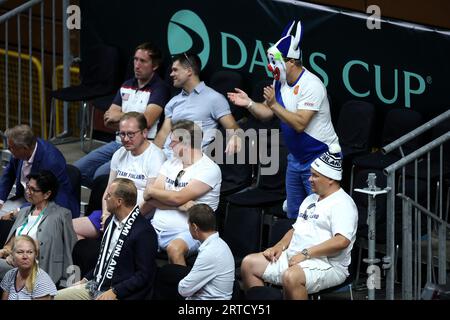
[0,48,45,133]
[0,0,71,144]
[382,110,450,299]
[397,194,449,299]
[382,110,450,156]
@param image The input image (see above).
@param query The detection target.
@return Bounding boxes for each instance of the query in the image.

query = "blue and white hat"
[311,144,342,181]
[270,20,303,60]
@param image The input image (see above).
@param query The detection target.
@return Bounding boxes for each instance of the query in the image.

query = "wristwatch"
[301,248,311,259]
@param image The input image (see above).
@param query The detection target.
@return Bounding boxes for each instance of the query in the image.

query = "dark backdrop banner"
[80,0,449,122]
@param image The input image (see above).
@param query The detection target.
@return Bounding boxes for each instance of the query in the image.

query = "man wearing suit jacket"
[0,124,79,218]
[55,178,158,300]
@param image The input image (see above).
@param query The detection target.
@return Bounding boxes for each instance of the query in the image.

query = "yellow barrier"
[0,48,46,139]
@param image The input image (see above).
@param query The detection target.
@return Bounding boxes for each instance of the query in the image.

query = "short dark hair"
[112,178,137,207]
[135,42,163,68]
[27,170,59,201]
[187,204,216,232]
[171,120,203,150]
[120,111,148,130]
[291,58,302,67]
[172,53,201,76]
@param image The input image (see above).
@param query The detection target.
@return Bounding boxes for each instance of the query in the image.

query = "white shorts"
[262,251,347,294]
[154,228,200,256]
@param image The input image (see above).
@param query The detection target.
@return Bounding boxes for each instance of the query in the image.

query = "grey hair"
[4,124,36,148]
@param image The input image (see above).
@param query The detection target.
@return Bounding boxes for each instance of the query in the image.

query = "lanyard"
[17,206,47,236]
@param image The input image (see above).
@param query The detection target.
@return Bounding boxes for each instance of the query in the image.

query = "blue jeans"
[285,153,314,219]
[73,141,121,187]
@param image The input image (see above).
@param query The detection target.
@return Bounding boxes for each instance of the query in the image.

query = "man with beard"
[73,112,165,239]
[74,42,170,187]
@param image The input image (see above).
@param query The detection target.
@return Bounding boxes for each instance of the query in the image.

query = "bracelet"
[247,100,254,110]
[231,131,240,138]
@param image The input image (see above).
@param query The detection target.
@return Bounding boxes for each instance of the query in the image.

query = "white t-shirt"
[151,154,221,231]
[115,88,154,141]
[15,213,44,240]
[277,67,339,163]
[288,188,358,274]
[110,143,165,205]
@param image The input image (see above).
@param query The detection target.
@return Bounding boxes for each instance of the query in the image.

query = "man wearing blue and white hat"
[228,21,340,219]
[240,147,357,300]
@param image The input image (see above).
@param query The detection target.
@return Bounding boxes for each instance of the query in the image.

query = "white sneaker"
[282,199,288,213]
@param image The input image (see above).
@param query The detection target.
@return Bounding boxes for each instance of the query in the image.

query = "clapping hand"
[263,85,276,108]
[227,88,251,108]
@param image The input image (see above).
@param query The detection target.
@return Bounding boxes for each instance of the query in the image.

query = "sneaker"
[282,199,288,213]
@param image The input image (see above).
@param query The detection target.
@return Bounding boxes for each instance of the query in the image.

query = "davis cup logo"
[167,10,210,70]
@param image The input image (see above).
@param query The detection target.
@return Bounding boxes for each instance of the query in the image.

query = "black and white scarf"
[91,205,140,291]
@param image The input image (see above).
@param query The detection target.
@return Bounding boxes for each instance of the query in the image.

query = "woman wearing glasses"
[0,170,77,286]
[1,235,56,300]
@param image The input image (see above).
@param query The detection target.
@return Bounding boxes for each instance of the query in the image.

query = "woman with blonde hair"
[1,235,56,299]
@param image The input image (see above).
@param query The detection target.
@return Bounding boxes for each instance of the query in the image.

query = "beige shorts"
[262,251,347,294]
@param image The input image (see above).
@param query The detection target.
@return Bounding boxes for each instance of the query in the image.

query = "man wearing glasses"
[144,120,221,266]
[72,112,165,240]
[240,147,358,300]
[74,42,171,188]
[154,53,241,159]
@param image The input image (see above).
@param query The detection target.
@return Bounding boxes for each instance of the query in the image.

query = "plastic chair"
[310,248,358,300]
[209,70,246,121]
[337,100,376,191]
[350,108,423,195]
[52,65,81,138]
[250,79,272,102]
[213,124,255,233]
[222,132,288,266]
[72,238,101,278]
[245,218,355,300]
[85,174,109,216]
[49,44,121,152]
[309,274,354,300]
[336,100,375,189]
